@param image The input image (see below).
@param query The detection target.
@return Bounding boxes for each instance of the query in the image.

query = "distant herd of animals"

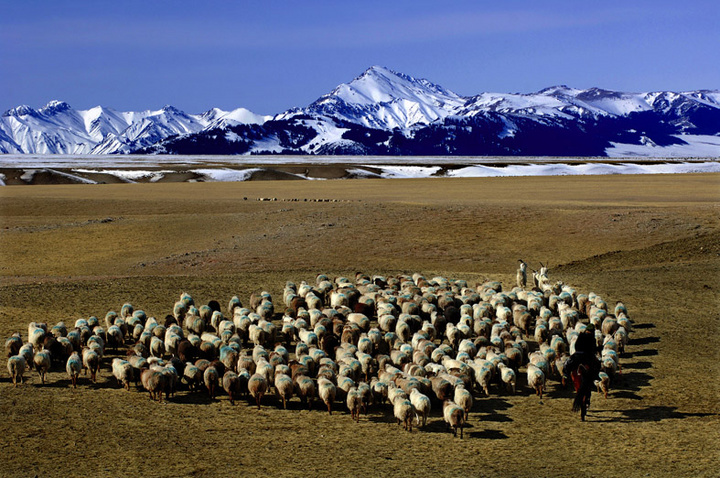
[5,263,631,437]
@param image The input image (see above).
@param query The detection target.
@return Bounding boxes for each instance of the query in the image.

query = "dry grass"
[1,173,719,477]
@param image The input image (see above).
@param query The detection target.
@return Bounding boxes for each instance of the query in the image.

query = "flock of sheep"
[5,265,632,437]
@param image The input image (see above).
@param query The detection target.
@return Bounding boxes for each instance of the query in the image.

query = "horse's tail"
[572,392,584,412]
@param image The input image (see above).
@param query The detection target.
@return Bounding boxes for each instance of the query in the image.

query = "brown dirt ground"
[0,173,719,478]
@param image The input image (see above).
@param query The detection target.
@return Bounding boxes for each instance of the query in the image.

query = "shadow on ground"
[589,406,718,423]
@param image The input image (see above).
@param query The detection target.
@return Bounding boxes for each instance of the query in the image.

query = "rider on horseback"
[563,325,601,421]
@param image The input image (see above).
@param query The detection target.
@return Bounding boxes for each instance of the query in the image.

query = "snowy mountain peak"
[3,105,38,117]
[302,66,466,130]
[576,88,624,101]
[331,65,461,106]
[536,85,582,97]
[161,105,182,114]
[39,100,72,115]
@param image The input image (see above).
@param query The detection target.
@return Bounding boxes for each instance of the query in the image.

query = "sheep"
[121,303,134,319]
[356,381,372,413]
[33,350,52,384]
[393,394,414,432]
[526,363,546,401]
[107,325,124,351]
[5,333,22,358]
[66,352,82,388]
[161,363,179,399]
[141,368,166,401]
[294,374,316,410]
[454,384,473,420]
[204,365,220,399]
[274,373,294,409]
[516,260,527,289]
[442,400,465,438]
[409,388,431,427]
[498,363,516,394]
[223,371,241,404]
[219,346,238,374]
[29,327,46,351]
[150,336,165,358]
[346,386,362,422]
[595,371,611,399]
[112,358,133,390]
[7,355,26,387]
[82,347,100,383]
[176,361,200,390]
[371,378,389,406]
[248,372,268,409]
[474,363,494,396]
[614,327,628,354]
[317,377,337,415]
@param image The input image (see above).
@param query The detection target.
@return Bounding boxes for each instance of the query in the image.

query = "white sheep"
[112,358,133,390]
[442,400,465,438]
[409,388,431,427]
[66,352,82,388]
[454,384,473,420]
[274,373,294,409]
[317,377,337,415]
[392,394,414,432]
[141,368,166,402]
[82,347,100,383]
[150,336,165,358]
[526,363,546,401]
[346,386,362,422]
[498,363,516,394]
[33,350,51,384]
[7,355,26,387]
[294,375,316,410]
[183,363,202,391]
[516,260,527,289]
[248,372,268,409]
[204,365,220,399]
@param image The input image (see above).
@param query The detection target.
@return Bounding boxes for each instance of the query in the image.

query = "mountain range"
[2,66,719,157]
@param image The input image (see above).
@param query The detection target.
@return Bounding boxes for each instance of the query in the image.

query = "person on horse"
[563,324,601,421]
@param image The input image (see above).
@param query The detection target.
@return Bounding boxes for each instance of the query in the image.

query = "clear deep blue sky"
[1,0,718,114]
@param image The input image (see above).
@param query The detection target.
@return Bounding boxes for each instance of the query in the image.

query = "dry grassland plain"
[1,173,719,477]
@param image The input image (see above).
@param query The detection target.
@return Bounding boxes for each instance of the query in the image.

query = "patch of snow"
[446,162,720,178]
[20,169,36,182]
[606,135,720,158]
[72,169,174,183]
[191,168,262,182]
[368,165,442,179]
[345,168,382,178]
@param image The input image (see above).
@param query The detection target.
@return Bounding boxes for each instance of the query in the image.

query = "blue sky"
[1,0,718,114]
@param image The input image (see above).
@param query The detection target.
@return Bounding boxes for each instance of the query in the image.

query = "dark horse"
[564,328,601,421]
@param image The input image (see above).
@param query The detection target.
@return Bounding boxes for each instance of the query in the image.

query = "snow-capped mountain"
[292,65,466,130]
[2,66,719,157]
[0,101,270,154]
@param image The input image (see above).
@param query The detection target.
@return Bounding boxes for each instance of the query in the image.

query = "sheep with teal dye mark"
[7,355,26,387]
[66,351,81,388]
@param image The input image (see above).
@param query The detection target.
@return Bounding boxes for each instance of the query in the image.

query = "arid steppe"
[1,173,719,477]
